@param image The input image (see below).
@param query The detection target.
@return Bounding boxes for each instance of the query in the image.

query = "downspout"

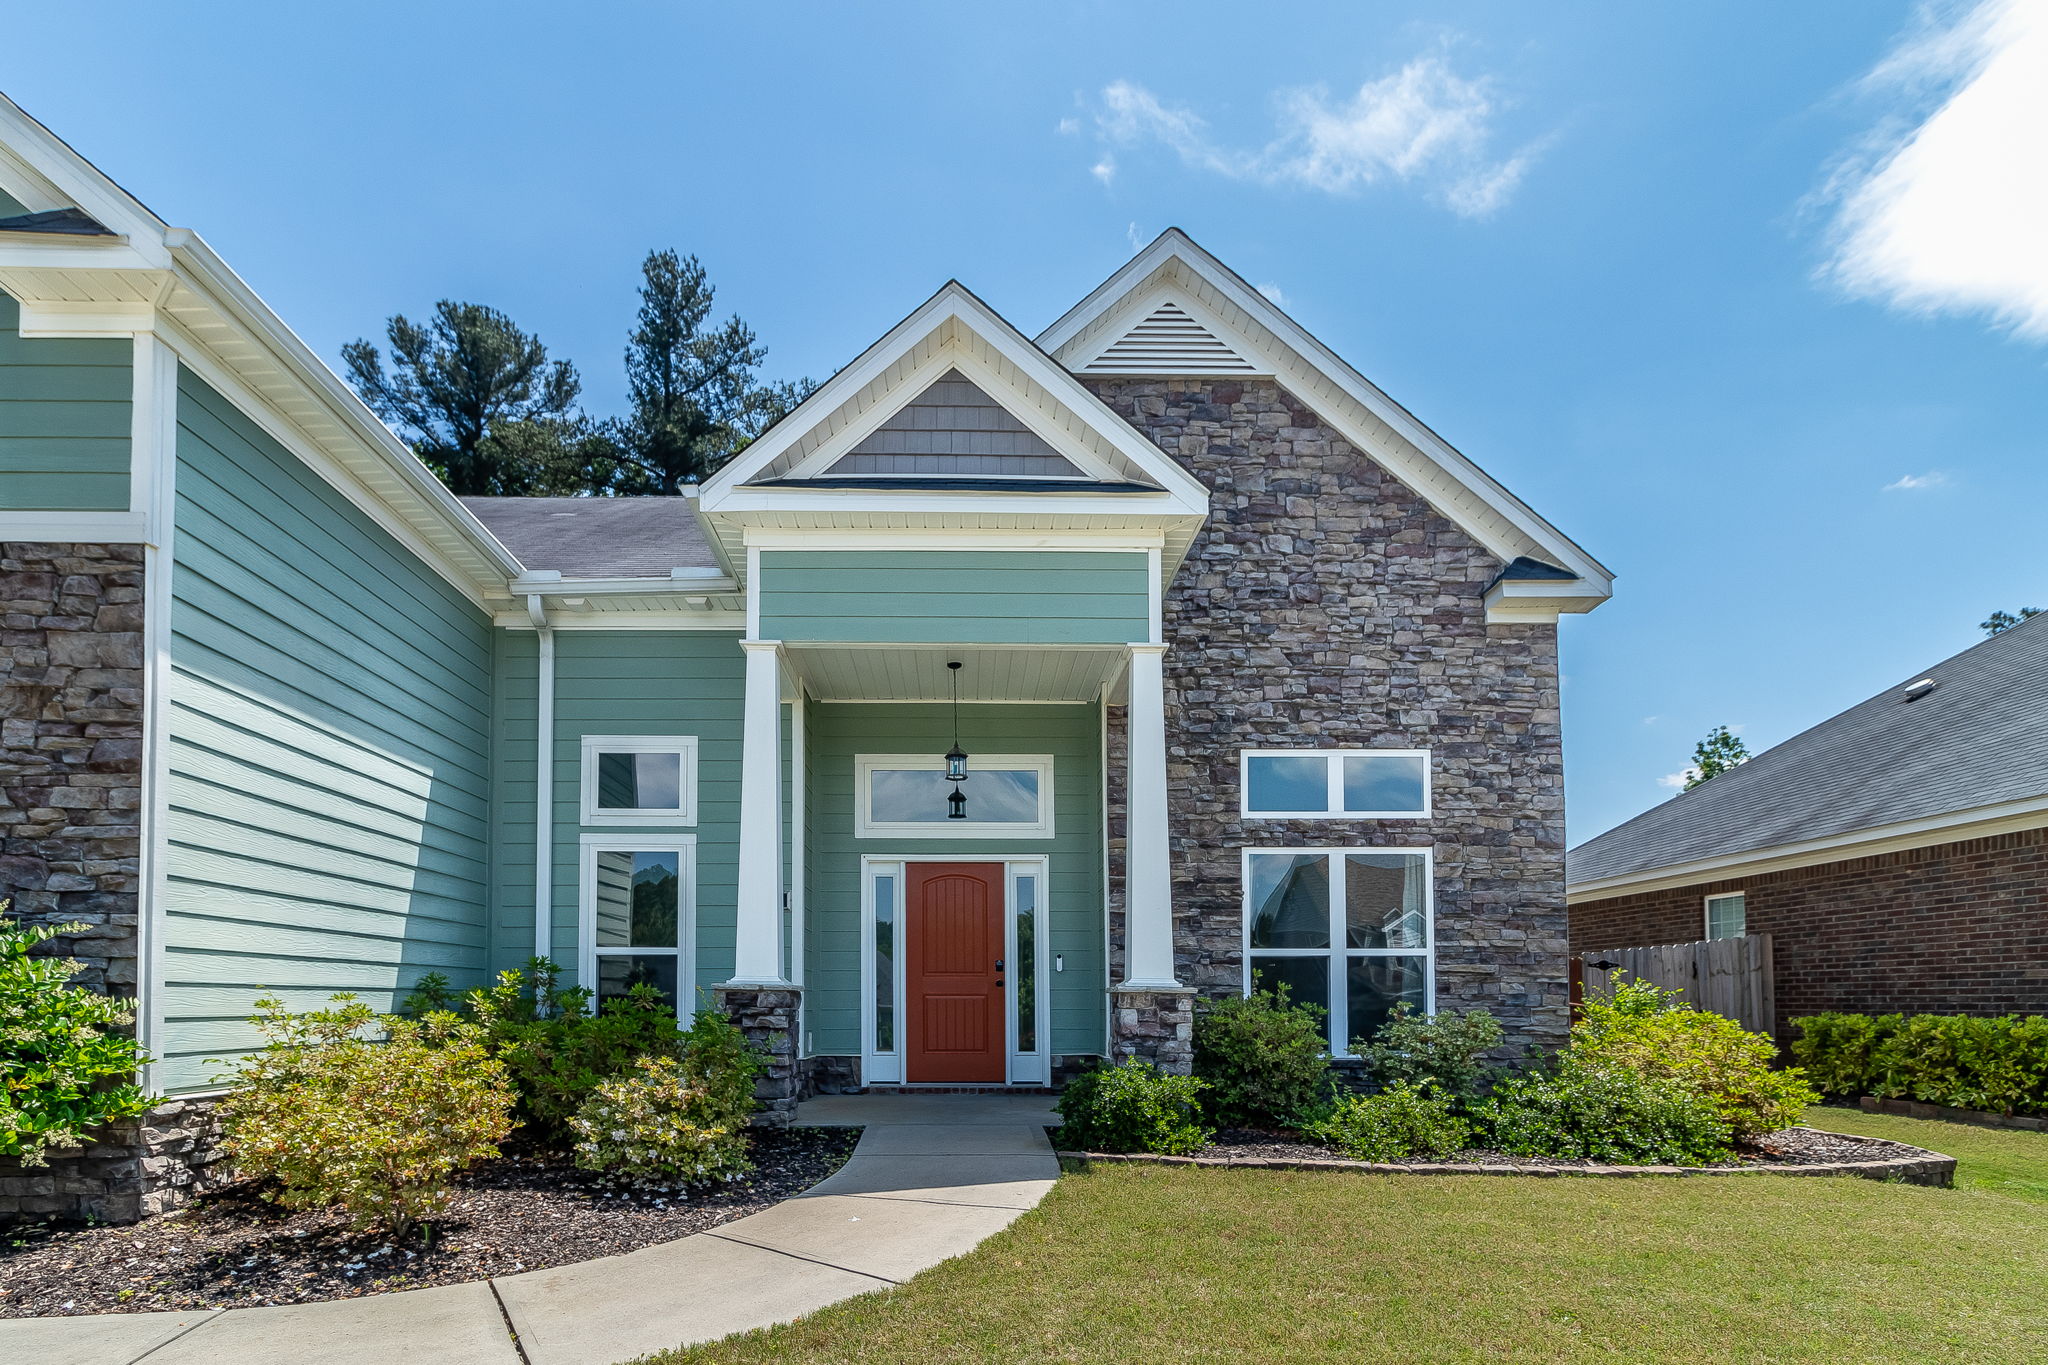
[528,594,555,970]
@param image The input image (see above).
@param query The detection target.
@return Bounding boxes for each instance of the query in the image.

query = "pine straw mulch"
[0,1125,860,1318]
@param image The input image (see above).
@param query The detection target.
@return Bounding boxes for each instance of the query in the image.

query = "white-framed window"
[854,754,1054,839]
[859,856,1050,1085]
[579,833,694,1018]
[580,735,698,826]
[1240,749,1430,819]
[1705,892,1747,941]
[1242,847,1433,1055]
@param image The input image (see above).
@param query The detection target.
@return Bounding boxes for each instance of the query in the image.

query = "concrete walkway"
[0,1094,1060,1365]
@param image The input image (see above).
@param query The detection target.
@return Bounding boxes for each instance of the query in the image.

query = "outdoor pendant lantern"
[945,660,969,815]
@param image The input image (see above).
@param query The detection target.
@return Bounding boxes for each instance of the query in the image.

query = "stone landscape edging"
[1859,1095,2046,1133]
[1056,1127,1955,1188]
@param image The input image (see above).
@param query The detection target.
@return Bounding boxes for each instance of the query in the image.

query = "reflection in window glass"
[596,953,679,1011]
[874,874,896,1053]
[1345,955,1428,1046]
[594,850,680,947]
[596,751,683,811]
[1251,955,1330,1017]
[869,768,1040,824]
[1015,876,1037,1054]
[1247,853,1331,949]
[1245,754,1328,812]
[1344,853,1428,949]
[1341,754,1427,814]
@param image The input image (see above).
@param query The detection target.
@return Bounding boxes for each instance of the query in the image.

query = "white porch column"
[1119,642,1181,989]
[729,639,791,986]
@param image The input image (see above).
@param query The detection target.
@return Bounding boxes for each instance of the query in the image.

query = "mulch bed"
[0,1126,861,1319]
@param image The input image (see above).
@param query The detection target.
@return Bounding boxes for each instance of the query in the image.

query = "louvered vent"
[1081,301,1257,374]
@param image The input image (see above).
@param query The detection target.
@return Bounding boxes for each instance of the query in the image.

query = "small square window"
[1241,750,1429,818]
[1706,892,1746,941]
[581,736,697,826]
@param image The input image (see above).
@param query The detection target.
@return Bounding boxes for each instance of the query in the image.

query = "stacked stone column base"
[1109,987,1197,1075]
[713,985,802,1124]
[0,1097,227,1224]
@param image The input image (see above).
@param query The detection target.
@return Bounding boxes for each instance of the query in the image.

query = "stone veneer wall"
[1087,379,1570,1059]
[1570,827,2048,1038]
[0,543,229,1221]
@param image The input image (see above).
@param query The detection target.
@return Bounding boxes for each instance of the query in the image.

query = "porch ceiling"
[786,643,1125,704]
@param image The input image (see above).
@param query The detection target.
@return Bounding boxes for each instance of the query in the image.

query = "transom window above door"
[855,754,1054,839]
[1241,750,1430,819]
[581,736,698,825]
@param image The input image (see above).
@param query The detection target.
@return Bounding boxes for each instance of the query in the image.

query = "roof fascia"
[0,95,170,262]
[1566,793,2048,902]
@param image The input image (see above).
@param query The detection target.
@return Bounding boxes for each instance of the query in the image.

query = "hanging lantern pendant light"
[945,661,968,818]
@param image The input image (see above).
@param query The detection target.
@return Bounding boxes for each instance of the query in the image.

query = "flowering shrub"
[570,1055,754,1184]
[216,995,515,1237]
[1056,1058,1211,1154]
[1573,980,1815,1140]
[1,907,150,1165]
[1303,1081,1471,1161]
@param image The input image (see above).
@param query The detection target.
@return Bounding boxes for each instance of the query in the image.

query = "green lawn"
[651,1108,2048,1364]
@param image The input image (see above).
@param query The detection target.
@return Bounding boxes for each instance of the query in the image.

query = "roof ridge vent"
[1080,299,1257,375]
[1901,677,1938,702]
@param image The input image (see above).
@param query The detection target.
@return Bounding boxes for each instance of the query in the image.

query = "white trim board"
[1566,795,2048,902]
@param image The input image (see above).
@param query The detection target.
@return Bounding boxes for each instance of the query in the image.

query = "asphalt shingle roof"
[1569,614,2048,886]
[460,497,719,578]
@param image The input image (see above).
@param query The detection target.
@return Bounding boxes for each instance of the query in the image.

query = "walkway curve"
[1,1093,1061,1365]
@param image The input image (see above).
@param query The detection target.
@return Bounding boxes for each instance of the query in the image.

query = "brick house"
[0,91,1612,1220]
[1568,617,2048,1037]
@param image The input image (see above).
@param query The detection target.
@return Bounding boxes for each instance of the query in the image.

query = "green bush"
[1353,1003,1504,1100]
[569,1054,754,1185]
[1302,1081,1471,1161]
[1192,986,1332,1129]
[1478,1063,1734,1165]
[0,908,151,1166]
[1792,1011,2048,1116]
[217,995,515,1237]
[1056,1058,1212,1155]
[466,960,686,1136]
[1573,980,1815,1140]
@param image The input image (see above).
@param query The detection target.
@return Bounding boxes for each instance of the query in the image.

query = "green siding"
[163,369,494,1093]
[802,701,1105,1060]
[757,550,1149,644]
[0,289,131,510]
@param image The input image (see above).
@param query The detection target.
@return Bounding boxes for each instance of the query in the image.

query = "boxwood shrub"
[1792,1011,2048,1117]
[1056,1057,1211,1155]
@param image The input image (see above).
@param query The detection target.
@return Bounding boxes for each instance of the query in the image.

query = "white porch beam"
[729,639,792,986]
[1119,642,1181,989]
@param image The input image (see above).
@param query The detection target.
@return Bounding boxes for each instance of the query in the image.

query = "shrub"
[1572,980,1815,1140]
[1792,1011,2048,1116]
[1478,1063,1734,1165]
[0,908,151,1166]
[1056,1058,1212,1155]
[569,1054,753,1185]
[1353,1003,1504,1100]
[1302,1081,1471,1161]
[1192,986,1331,1129]
[678,1003,766,1118]
[466,962,685,1136]
[217,995,514,1237]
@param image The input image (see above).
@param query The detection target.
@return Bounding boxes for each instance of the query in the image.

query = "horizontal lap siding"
[0,290,130,510]
[803,701,1104,1059]
[757,550,1148,645]
[163,370,494,1093]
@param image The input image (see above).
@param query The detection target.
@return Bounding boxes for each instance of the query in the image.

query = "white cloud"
[1085,54,1541,218]
[1057,117,1081,136]
[1658,768,1698,791]
[1821,0,2048,339]
[1884,470,1949,490]
[1091,156,1116,186]
[1641,715,1662,726]
[1257,282,1289,306]
[1125,220,1147,251]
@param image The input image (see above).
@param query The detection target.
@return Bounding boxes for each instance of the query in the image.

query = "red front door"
[906,862,1006,1084]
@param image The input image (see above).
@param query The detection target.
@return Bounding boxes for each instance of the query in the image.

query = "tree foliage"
[343,302,592,496]
[1981,607,2043,636]
[1682,724,1750,791]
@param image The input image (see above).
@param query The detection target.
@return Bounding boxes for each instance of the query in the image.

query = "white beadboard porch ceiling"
[786,643,1127,704]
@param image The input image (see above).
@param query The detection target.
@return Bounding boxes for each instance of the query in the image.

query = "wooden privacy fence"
[1572,933,1776,1037]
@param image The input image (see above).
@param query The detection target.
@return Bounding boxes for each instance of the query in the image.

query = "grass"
[646,1107,2048,1364]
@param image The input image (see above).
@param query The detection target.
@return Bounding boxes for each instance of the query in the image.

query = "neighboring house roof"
[460,496,720,577]
[1569,616,2048,898]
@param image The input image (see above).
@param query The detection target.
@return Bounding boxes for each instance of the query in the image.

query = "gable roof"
[1569,616,2048,898]
[461,497,720,577]
[1039,229,1613,607]
[821,367,1088,479]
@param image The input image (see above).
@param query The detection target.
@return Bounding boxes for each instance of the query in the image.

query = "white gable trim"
[1069,285,1263,376]
[701,282,1210,514]
[1039,231,1613,598]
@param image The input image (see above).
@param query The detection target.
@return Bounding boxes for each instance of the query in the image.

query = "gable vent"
[1081,301,1257,374]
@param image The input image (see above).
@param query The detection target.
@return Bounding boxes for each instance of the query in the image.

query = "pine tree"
[1980,607,2043,636]
[1683,725,1750,791]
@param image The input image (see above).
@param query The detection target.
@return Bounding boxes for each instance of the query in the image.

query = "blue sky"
[9,1,2045,843]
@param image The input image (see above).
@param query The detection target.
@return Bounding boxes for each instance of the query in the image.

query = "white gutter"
[528,595,555,969]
